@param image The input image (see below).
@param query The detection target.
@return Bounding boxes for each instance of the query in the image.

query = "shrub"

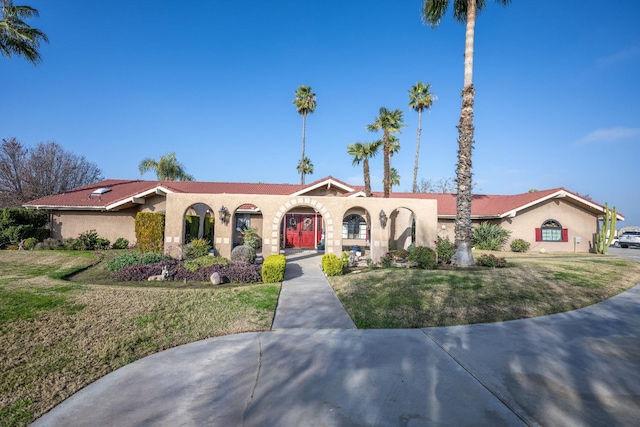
[476,254,507,268]
[231,245,256,264]
[0,208,49,248]
[321,253,343,276]
[183,238,211,260]
[223,262,263,283]
[34,238,63,250]
[240,227,261,249]
[510,238,531,253]
[112,238,130,250]
[341,251,350,268]
[61,238,76,250]
[436,236,456,264]
[262,254,286,283]
[107,251,171,272]
[472,222,511,251]
[72,230,106,251]
[21,237,38,250]
[112,260,179,281]
[379,252,393,268]
[183,255,229,272]
[393,249,409,261]
[135,212,165,253]
[408,246,437,269]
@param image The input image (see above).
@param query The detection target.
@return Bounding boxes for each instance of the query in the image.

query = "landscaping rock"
[210,272,222,285]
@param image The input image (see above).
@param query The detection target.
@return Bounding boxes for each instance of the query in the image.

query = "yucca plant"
[472,222,511,251]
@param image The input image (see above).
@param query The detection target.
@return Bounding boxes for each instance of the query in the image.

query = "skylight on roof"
[91,188,111,195]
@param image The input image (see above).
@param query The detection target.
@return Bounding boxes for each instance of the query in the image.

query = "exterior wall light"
[379,210,388,228]
[218,206,229,225]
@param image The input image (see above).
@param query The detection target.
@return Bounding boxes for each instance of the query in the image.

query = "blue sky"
[4,0,640,226]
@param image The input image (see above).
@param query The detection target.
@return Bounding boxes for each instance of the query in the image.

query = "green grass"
[0,250,280,427]
[330,256,640,329]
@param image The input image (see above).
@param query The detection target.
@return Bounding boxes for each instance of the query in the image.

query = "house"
[24,176,622,260]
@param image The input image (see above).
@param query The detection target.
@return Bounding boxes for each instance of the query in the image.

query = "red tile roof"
[24,177,612,219]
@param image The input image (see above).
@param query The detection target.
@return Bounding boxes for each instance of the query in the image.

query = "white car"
[619,231,640,248]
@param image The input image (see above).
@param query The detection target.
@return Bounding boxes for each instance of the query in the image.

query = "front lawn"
[0,251,279,427]
[329,255,640,328]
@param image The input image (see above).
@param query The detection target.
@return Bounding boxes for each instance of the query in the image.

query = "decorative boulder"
[210,272,222,285]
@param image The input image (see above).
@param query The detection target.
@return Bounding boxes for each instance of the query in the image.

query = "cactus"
[595,202,617,254]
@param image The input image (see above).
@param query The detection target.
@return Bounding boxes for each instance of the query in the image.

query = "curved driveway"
[33,252,640,426]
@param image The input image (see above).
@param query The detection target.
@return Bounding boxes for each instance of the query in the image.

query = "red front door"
[285,214,321,248]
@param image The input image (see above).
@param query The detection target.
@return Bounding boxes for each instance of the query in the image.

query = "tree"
[409,82,436,193]
[0,0,48,64]
[389,167,400,190]
[416,177,456,193]
[367,107,405,198]
[296,157,314,180]
[0,138,103,206]
[422,0,511,267]
[347,141,380,197]
[138,152,194,181]
[292,85,316,185]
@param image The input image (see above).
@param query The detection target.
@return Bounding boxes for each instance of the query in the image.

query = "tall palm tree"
[409,82,436,193]
[138,152,194,181]
[296,157,314,180]
[292,85,317,184]
[347,141,381,197]
[0,0,48,64]
[422,0,511,267]
[367,107,405,198]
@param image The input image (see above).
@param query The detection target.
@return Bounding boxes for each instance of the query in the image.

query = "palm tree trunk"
[383,131,390,198]
[412,108,423,193]
[454,0,477,267]
[300,113,307,185]
[364,158,371,197]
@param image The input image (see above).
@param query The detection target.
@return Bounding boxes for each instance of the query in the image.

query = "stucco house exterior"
[24,176,623,260]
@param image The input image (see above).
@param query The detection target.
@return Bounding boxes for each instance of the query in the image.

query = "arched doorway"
[389,207,416,250]
[183,203,215,244]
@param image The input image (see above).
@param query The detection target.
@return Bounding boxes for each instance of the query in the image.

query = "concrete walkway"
[272,250,356,329]
[32,253,640,426]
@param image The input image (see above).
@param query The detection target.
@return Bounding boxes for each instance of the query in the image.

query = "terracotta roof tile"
[25,178,604,219]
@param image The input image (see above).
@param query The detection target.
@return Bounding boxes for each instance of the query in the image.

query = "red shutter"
[535,228,542,242]
[562,228,569,242]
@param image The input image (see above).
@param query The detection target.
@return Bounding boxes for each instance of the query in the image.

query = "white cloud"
[576,127,640,145]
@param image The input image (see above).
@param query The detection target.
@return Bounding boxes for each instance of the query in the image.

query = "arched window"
[536,219,568,242]
[342,214,366,239]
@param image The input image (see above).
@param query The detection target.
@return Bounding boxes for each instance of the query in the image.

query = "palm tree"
[367,107,405,198]
[292,85,317,184]
[0,0,48,64]
[389,167,400,190]
[296,157,314,181]
[138,152,194,181]
[347,141,381,197]
[409,82,436,193]
[422,0,511,267]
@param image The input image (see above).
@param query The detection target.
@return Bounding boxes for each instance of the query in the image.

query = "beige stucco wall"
[500,198,598,253]
[50,196,167,243]
[164,194,438,262]
[436,199,599,253]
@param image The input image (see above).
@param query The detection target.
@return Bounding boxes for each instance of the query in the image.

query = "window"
[342,214,367,239]
[536,219,568,242]
[236,213,250,232]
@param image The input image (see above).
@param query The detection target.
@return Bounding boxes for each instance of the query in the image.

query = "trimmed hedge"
[321,253,343,276]
[262,254,286,283]
[134,212,165,253]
